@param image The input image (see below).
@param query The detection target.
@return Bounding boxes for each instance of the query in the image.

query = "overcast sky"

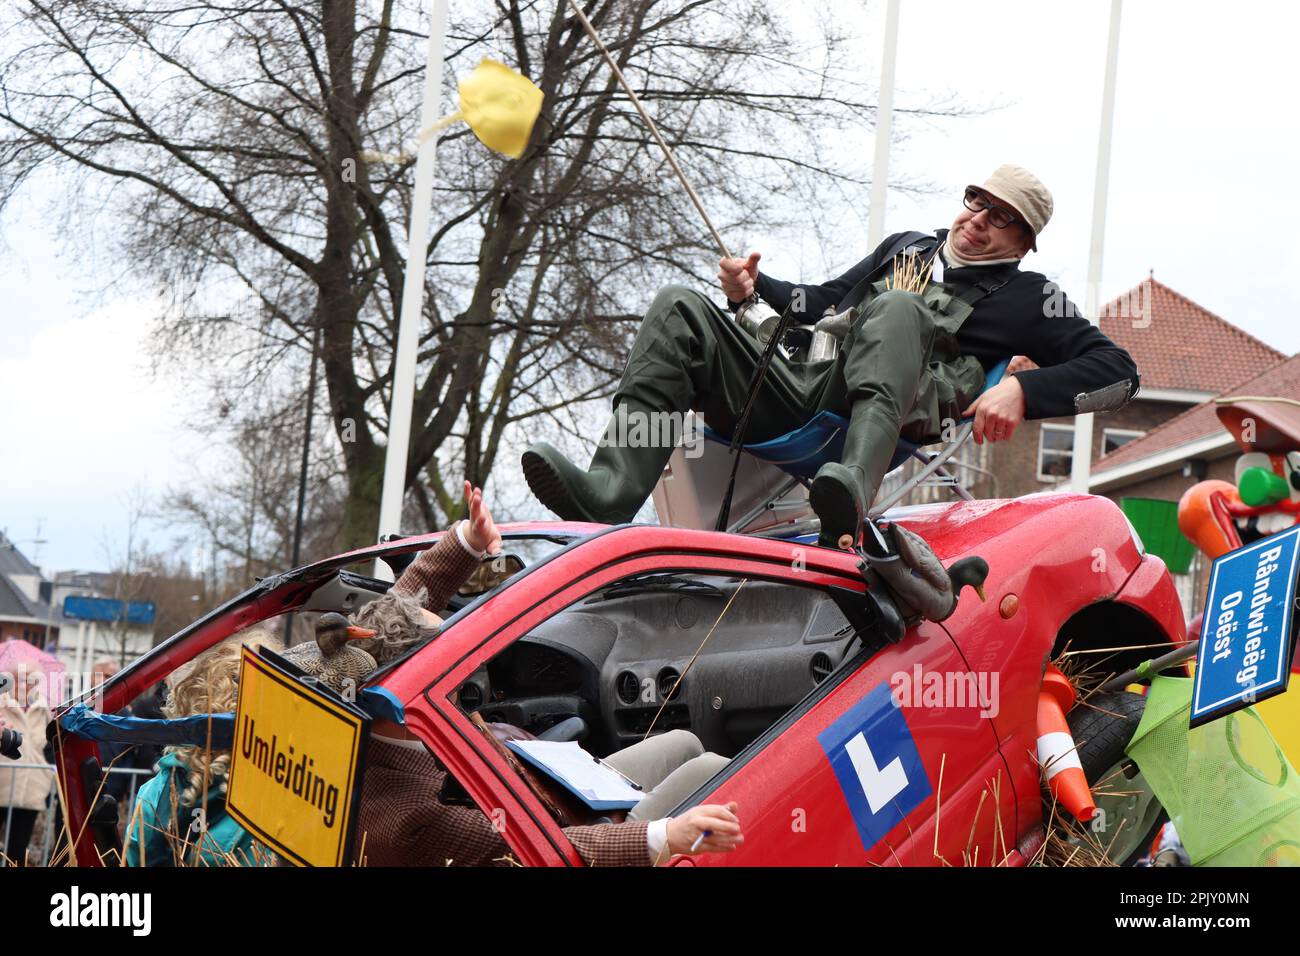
[4,0,1298,572]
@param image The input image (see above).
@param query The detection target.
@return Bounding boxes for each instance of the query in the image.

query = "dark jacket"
[750,230,1140,421]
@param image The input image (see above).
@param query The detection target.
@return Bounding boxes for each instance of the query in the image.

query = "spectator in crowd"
[127,683,166,774]
[84,658,164,814]
[0,669,53,866]
[87,658,137,806]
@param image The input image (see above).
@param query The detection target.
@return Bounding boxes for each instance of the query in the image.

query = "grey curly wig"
[348,587,434,665]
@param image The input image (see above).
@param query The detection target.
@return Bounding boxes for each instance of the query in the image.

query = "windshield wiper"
[586,572,725,603]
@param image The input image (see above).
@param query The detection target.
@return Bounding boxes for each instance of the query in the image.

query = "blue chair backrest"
[978,358,1010,398]
[702,358,1010,481]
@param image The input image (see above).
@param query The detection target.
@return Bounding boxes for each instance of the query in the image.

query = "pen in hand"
[667,802,741,856]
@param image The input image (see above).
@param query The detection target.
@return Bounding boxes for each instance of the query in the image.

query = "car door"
[393,526,1014,866]
[685,613,1018,866]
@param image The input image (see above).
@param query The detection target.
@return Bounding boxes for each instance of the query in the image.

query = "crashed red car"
[57,491,1184,866]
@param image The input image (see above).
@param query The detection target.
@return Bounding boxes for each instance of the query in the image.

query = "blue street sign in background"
[1191,524,1300,727]
[62,595,156,626]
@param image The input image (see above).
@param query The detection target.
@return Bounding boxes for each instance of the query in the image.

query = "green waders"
[522,281,985,529]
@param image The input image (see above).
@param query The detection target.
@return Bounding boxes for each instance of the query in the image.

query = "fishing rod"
[564,0,786,532]
[563,0,732,260]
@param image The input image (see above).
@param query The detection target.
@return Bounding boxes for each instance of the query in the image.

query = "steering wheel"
[536,715,587,743]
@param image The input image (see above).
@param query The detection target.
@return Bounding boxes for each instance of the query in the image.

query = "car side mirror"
[829,580,906,654]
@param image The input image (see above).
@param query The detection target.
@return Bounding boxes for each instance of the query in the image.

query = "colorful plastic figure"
[1178,395,1300,760]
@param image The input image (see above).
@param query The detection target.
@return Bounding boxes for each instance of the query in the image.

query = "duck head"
[861,523,990,623]
[315,612,377,656]
[947,556,989,604]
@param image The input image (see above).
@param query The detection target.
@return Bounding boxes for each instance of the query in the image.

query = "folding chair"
[697,359,1010,533]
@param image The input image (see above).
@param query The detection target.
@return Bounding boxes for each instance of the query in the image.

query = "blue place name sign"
[62,595,156,626]
[1191,524,1300,727]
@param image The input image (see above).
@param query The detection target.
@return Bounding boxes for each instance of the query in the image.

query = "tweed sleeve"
[360,741,656,866]
[392,529,481,611]
[398,799,515,868]
[357,742,514,867]
[563,820,653,867]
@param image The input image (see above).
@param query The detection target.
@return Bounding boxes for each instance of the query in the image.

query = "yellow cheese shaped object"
[458,59,544,159]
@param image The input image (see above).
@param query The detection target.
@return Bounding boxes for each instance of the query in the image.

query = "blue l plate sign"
[818,682,930,853]
[1191,524,1300,727]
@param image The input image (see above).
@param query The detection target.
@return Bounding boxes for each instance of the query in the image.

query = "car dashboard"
[458,575,859,758]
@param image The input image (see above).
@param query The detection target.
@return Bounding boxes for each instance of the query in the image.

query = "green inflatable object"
[1126,676,1300,866]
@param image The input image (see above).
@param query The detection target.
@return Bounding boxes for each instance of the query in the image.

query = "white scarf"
[940,240,1022,270]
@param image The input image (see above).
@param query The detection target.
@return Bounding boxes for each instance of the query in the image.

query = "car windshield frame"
[57,526,600,723]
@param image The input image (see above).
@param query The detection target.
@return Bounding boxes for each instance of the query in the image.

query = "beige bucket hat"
[968,164,1054,250]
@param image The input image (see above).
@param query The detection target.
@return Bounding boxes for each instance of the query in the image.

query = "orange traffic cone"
[1036,664,1096,823]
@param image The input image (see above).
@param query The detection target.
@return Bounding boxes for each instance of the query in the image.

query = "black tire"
[1066,690,1167,866]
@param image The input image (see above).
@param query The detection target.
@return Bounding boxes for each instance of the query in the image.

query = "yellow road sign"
[226,646,369,867]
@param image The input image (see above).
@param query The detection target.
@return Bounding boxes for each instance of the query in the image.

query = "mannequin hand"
[718,252,761,302]
[462,480,502,555]
[963,377,1026,444]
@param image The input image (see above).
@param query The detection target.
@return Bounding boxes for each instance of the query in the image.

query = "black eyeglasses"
[963,188,1020,229]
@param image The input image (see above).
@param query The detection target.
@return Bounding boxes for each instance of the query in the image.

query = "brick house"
[0,534,159,671]
[1089,353,1300,500]
[0,532,60,647]
[887,276,1287,507]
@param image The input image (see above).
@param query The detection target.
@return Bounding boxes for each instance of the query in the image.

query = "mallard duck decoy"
[281,612,378,693]
[863,524,988,623]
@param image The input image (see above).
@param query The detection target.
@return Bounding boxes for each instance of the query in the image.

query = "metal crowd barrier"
[1,762,153,867]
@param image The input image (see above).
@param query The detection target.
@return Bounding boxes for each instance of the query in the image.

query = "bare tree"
[160,374,349,589]
[100,547,210,652]
[126,553,207,648]
[1,0,966,548]
[93,486,157,666]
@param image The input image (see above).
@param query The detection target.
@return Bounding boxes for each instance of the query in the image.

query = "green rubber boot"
[522,402,679,524]
[809,406,901,549]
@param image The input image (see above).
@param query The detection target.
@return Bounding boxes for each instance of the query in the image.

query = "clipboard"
[503,739,643,811]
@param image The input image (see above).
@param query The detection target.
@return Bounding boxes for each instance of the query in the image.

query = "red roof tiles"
[1095,352,1300,473]
[1097,277,1284,393]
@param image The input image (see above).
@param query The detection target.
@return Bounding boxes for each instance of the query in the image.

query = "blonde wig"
[163,629,280,808]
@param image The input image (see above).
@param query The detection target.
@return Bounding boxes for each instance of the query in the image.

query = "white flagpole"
[374,0,450,577]
[867,0,900,250]
[1070,0,1123,493]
